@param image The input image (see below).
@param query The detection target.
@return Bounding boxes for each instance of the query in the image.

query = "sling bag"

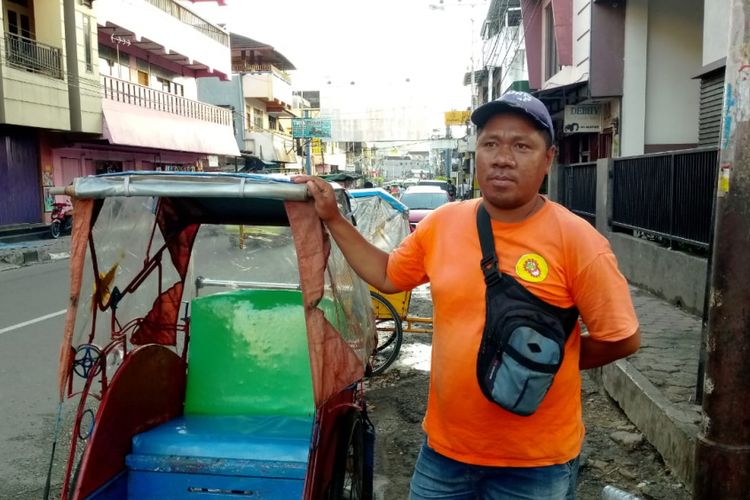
[476,203,579,416]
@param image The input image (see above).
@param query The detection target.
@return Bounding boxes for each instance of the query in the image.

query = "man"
[296,91,639,499]
[446,179,457,200]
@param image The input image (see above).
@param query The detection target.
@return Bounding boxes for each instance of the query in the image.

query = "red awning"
[102,100,240,157]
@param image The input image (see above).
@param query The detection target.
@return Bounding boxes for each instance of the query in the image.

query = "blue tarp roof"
[348,188,408,213]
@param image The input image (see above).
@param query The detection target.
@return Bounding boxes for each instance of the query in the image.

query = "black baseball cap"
[471,91,554,138]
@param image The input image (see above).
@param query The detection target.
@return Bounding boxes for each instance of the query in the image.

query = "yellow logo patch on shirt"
[515,253,549,283]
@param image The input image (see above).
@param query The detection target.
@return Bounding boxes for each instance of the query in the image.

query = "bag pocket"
[483,324,563,416]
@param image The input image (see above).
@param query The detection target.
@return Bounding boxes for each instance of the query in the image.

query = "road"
[0,260,70,499]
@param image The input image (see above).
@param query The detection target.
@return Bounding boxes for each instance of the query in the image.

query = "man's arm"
[294,175,401,294]
[579,328,641,370]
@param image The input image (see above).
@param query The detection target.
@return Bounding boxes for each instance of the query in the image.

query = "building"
[0,0,98,226]
[0,0,239,228]
[50,0,239,185]
[517,0,711,161]
[197,32,297,172]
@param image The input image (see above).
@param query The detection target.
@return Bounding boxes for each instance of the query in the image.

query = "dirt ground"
[365,290,691,500]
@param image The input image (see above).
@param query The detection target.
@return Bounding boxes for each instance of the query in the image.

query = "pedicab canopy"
[54,172,374,408]
[349,188,410,252]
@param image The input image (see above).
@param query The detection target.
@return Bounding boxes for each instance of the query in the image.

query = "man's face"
[475,113,555,211]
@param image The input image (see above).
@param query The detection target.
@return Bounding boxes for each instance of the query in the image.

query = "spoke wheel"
[369,291,403,376]
[329,412,368,500]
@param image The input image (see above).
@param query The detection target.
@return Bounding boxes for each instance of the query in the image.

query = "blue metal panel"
[0,128,41,225]
[131,415,313,464]
[127,470,304,499]
[86,470,127,499]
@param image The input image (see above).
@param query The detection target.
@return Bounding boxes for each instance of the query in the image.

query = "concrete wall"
[0,0,70,129]
[621,0,648,156]
[644,0,702,147]
[572,0,590,76]
[589,1,625,98]
[609,233,708,315]
[70,1,102,134]
[95,0,231,79]
[197,75,244,151]
[702,0,729,66]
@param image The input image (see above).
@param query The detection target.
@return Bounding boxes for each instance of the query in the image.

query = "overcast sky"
[190,0,488,140]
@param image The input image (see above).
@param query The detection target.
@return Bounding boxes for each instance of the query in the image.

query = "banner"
[292,118,332,138]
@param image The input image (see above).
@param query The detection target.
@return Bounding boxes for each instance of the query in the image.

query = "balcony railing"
[232,63,291,84]
[144,0,229,46]
[4,33,63,79]
[102,75,233,126]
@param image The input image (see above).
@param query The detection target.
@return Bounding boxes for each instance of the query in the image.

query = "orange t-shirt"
[386,197,638,467]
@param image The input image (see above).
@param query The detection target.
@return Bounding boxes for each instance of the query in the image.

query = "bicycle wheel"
[369,291,403,376]
[328,411,369,500]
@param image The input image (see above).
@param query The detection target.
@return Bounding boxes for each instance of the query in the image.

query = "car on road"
[418,179,456,200]
[399,185,451,231]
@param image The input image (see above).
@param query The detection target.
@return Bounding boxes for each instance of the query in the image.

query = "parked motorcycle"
[50,201,72,239]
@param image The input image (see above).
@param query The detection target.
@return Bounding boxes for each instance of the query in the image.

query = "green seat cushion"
[185,289,314,417]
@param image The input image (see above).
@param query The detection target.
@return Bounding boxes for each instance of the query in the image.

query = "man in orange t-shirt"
[296,91,639,499]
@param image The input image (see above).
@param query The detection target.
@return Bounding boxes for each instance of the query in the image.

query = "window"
[80,0,93,7]
[507,7,521,27]
[544,3,559,80]
[137,70,149,86]
[83,14,93,72]
[5,0,34,39]
[253,108,264,130]
[268,116,278,131]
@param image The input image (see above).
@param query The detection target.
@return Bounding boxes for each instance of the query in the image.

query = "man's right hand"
[291,175,401,295]
[292,175,342,223]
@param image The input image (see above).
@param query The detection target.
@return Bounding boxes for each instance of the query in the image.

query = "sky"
[189,0,490,141]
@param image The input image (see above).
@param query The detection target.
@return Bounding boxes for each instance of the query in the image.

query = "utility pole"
[303,109,312,175]
[693,1,750,497]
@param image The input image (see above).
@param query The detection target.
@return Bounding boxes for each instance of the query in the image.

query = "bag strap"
[477,203,502,287]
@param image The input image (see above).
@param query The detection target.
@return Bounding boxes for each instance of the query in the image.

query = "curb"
[0,248,70,271]
[600,359,699,490]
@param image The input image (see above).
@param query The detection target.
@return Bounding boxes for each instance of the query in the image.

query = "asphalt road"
[0,259,70,499]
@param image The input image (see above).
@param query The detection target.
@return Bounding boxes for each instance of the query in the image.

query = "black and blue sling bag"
[476,203,579,416]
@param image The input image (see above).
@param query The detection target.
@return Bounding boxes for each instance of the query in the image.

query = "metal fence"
[4,33,63,80]
[612,148,718,249]
[562,162,597,225]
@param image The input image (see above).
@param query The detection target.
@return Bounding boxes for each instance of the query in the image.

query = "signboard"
[292,118,331,138]
[444,110,471,126]
[311,138,322,155]
[563,104,602,134]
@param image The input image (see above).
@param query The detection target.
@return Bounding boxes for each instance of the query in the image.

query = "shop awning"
[102,100,241,157]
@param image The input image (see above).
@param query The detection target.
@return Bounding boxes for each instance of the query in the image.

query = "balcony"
[241,66,294,112]
[143,0,228,46]
[96,0,231,79]
[233,63,291,84]
[102,75,232,126]
[3,33,63,80]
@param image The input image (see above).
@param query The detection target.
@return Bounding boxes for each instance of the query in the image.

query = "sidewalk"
[0,234,71,271]
[597,286,703,490]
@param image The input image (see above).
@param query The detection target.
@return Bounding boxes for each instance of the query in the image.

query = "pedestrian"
[363,180,374,188]
[446,179,457,200]
[295,91,640,499]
